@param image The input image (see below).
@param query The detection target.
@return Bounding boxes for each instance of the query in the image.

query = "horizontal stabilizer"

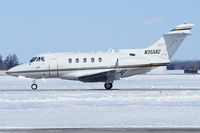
[167,23,194,35]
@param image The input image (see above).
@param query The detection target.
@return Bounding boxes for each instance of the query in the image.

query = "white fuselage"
[7,50,167,82]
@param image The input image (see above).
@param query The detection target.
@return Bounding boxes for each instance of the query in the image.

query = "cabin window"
[91,58,95,63]
[83,58,87,63]
[98,57,102,62]
[76,58,79,63]
[68,58,72,63]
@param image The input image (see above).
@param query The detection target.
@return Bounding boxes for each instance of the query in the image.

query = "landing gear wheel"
[104,83,113,90]
[31,84,38,90]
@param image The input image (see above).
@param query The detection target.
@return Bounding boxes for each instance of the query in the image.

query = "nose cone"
[6,66,19,77]
[6,64,26,77]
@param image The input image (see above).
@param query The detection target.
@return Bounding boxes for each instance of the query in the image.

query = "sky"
[0,0,200,63]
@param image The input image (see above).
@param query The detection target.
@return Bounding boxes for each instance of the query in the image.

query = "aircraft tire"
[104,83,113,90]
[31,84,38,90]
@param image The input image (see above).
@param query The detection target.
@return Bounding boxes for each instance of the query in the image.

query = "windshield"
[29,56,45,63]
[29,57,37,63]
[41,57,45,62]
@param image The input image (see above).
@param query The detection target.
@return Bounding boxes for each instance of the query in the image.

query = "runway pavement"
[1,128,200,133]
[1,88,200,92]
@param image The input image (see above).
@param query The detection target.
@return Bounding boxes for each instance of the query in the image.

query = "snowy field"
[1,71,200,128]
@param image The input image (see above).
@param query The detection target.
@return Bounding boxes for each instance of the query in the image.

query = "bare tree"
[4,54,19,70]
[0,54,4,70]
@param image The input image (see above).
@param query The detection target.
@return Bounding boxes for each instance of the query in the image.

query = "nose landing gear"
[31,80,38,90]
[31,84,38,90]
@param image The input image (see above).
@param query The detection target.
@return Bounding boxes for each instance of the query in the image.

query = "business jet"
[6,23,194,90]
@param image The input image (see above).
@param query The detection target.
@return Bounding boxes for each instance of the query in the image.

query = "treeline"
[167,61,200,70]
[0,54,19,70]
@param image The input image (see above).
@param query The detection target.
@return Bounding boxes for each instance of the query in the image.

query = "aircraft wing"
[78,69,121,82]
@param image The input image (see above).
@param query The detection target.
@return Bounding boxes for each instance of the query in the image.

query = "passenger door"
[49,59,59,77]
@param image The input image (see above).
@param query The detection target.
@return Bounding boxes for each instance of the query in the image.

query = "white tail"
[164,23,194,59]
[149,23,194,60]
[145,23,194,74]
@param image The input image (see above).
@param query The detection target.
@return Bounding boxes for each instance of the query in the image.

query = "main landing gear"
[31,80,38,90]
[104,83,113,90]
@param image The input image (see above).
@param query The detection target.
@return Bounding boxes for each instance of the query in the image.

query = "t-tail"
[146,23,194,64]
[164,23,194,59]
[142,23,194,74]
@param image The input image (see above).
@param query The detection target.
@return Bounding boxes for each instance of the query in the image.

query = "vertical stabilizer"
[163,23,194,59]
[145,23,194,74]
[147,23,194,61]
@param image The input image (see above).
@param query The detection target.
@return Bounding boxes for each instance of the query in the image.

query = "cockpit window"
[41,57,45,62]
[30,57,37,63]
[36,57,41,62]
[30,56,45,63]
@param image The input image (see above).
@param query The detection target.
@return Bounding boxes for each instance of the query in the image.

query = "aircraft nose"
[6,66,18,76]
[6,65,24,77]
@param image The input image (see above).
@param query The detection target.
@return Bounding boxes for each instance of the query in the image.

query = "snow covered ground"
[1,72,200,128]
